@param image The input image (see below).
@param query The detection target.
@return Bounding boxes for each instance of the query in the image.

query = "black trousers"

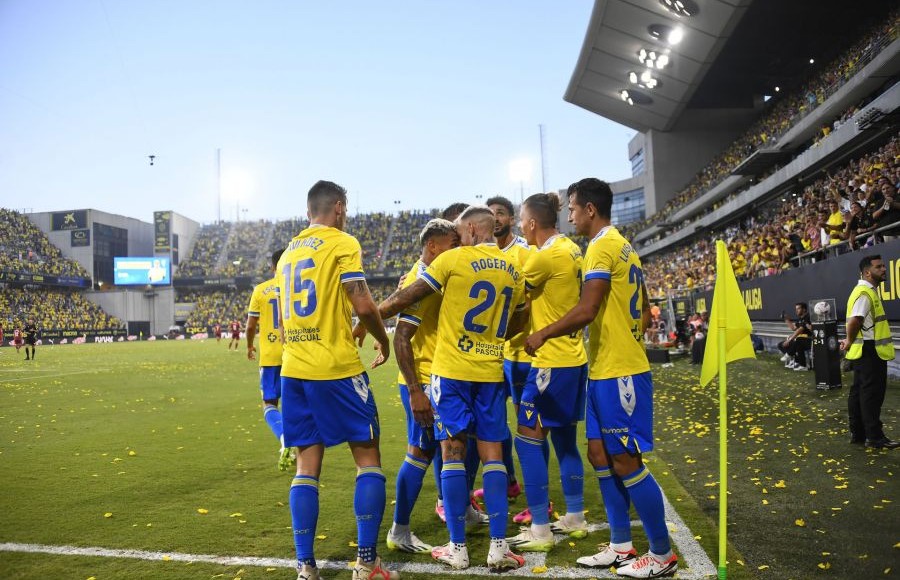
[848,341,888,441]
[777,336,811,366]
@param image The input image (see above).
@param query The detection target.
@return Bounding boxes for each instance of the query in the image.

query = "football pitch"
[0,341,896,579]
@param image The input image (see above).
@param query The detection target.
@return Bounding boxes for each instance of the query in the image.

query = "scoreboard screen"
[114,257,171,286]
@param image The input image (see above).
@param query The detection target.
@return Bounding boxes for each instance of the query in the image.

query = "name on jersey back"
[469,257,521,281]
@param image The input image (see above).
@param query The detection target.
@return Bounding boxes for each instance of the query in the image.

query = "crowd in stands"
[642,133,900,298]
[176,222,230,278]
[345,212,393,272]
[0,286,122,332]
[181,289,252,331]
[219,220,272,277]
[0,209,90,279]
[621,11,899,241]
[381,210,441,275]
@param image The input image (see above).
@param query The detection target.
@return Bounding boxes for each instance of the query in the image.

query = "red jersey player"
[228,319,242,351]
[214,323,222,343]
[12,326,23,353]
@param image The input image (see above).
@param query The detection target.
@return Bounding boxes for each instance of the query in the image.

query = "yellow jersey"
[422,243,526,382]
[275,224,366,380]
[247,277,284,367]
[583,226,649,380]
[397,260,443,385]
[523,235,587,368]
[501,235,533,363]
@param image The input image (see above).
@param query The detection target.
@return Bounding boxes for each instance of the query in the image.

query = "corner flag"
[700,241,755,386]
[699,240,755,580]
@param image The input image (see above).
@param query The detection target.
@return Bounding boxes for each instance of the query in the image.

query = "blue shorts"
[281,373,380,448]
[430,375,508,442]
[399,383,437,451]
[259,366,282,401]
[585,372,654,455]
[504,360,532,405]
[518,364,587,429]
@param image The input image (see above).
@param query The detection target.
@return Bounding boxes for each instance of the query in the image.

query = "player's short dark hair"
[271,248,285,267]
[307,180,347,217]
[795,302,807,311]
[523,193,561,229]
[458,205,495,229]
[419,219,457,247]
[859,254,883,275]
[486,196,514,216]
[442,202,469,221]
[567,178,613,220]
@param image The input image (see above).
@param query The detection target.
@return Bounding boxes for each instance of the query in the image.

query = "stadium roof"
[565,0,895,132]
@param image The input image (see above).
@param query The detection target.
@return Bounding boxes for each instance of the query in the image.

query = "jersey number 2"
[463,281,513,338]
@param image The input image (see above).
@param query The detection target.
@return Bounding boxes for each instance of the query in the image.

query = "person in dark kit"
[778,303,813,371]
[23,320,38,361]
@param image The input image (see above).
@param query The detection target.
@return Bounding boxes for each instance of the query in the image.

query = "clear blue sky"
[0,1,635,223]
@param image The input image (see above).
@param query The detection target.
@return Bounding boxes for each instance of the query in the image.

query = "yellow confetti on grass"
[162,555,171,561]
[774,480,786,488]
[197,508,209,514]
[316,534,327,540]
[128,450,137,456]
[758,564,769,570]
[531,565,548,573]
[103,512,113,518]
[818,562,831,570]
[229,513,243,518]
[795,519,806,527]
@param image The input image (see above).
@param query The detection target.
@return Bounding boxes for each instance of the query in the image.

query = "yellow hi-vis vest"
[845,284,895,361]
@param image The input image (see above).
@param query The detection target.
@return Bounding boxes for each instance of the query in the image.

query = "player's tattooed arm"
[394,322,434,427]
[378,279,434,320]
[344,279,391,367]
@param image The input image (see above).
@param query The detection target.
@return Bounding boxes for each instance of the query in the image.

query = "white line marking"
[0,369,107,382]
[0,496,716,578]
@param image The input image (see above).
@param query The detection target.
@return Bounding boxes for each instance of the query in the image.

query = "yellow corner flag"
[700,240,756,387]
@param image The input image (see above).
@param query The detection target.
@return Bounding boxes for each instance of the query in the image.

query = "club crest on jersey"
[536,368,551,393]
[457,334,474,352]
[618,376,636,416]
[267,332,278,343]
[352,374,369,403]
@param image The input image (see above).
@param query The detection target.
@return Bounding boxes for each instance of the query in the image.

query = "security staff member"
[839,254,898,449]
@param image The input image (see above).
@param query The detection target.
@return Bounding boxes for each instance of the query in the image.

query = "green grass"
[0,341,896,579]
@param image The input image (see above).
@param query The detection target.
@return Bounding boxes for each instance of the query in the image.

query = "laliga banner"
[689,239,900,321]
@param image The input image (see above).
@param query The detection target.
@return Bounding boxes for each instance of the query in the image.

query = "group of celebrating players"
[244,179,678,580]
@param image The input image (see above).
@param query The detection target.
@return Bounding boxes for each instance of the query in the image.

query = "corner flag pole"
[717,246,728,580]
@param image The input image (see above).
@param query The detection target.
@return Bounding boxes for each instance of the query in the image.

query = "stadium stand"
[181,288,252,332]
[622,12,899,242]
[0,209,90,278]
[175,222,230,277]
[0,286,123,332]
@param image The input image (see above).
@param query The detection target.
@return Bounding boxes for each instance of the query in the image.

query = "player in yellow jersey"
[276,180,399,580]
[479,196,527,509]
[505,193,589,552]
[525,178,677,578]
[385,219,459,554]
[246,248,293,472]
[372,206,528,571]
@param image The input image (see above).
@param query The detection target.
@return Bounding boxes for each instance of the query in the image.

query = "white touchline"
[0,495,716,578]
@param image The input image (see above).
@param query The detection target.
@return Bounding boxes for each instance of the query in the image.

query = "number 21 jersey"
[421,243,526,383]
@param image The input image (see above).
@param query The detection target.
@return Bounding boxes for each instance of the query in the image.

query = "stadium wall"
[84,287,175,336]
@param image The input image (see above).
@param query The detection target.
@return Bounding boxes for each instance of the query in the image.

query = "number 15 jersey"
[275,224,366,381]
[421,243,526,383]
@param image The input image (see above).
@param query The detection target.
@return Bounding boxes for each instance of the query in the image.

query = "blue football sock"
[441,461,468,544]
[482,461,509,539]
[596,466,631,544]
[290,475,319,567]
[501,427,517,484]
[622,466,670,555]
[355,466,387,562]
[465,437,480,492]
[515,434,550,525]
[550,425,584,514]
[263,404,284,441]
[432,452,444,500]
[542,437,550,465]
[394,454,429,526]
